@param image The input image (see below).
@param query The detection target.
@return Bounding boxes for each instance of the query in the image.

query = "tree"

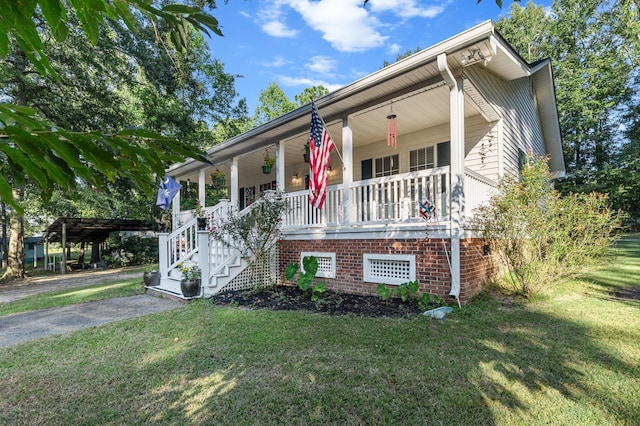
[496,0,638,224]
[253,82,297,125]
[382,46,422,67]
[0,1,223,212]
[0,1,226,279]
[294,86,329,106]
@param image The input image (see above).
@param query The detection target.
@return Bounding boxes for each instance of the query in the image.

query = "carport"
[43,218,155,273]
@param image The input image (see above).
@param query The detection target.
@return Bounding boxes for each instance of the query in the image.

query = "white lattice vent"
[301,252,336,278]
[220,245,280,292]
[363,254,416,285]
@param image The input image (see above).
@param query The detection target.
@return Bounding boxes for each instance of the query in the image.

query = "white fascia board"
[530,59,566,176]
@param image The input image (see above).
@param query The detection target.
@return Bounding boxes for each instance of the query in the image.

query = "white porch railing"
[282,167,452,228]
[159,201,233,283]
[282,187,342,228]
[464,168,498,218]
[351,168,450,225]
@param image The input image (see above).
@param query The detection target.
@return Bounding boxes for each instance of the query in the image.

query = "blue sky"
[205,0,548,113]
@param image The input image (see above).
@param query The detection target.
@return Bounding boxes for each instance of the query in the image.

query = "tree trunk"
[6,187,25,279]
[1,203,7,268]
[4,49,28,279]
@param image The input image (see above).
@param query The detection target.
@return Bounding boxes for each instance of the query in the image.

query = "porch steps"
[145,278,201,302]
[208,255,247,292]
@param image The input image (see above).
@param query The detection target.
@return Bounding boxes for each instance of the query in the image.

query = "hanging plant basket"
[303,153,310,163]
[262,164,272,174]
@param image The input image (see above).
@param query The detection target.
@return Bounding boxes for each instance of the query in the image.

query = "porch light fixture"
[387,104,397,149]
[291,172,300,184]
[327,164,335,177]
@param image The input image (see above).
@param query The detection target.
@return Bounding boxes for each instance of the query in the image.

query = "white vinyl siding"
[465,67,545,178]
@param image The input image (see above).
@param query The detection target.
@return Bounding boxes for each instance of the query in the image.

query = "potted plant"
[195,200,207,230]
[178,262,201,297]
[303,142,310,163]
[263,148,275,174]
[210,168,225,188]
[142,266,161,287]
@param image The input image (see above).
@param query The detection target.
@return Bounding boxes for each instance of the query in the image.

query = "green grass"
[0,239,638,425]
[0,279,145,316]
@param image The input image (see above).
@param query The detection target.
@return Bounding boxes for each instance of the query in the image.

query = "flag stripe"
[308,103,335,209]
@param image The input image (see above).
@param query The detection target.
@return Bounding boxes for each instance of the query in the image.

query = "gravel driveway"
[0,268,183,348]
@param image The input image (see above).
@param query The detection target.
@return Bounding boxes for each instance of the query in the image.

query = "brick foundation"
[279,237,495,305]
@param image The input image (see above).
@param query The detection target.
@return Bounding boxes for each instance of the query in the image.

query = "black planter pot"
[303,153,310,163]
[180,279,201,297]
[197,217,207,230]
[143,271,161,287]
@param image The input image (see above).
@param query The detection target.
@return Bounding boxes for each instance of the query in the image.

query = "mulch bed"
[211,285,431,318]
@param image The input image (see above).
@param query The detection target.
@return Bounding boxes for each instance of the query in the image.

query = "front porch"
[149,166,496,300]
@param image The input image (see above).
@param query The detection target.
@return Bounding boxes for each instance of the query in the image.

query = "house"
[0,236,43,266]
[152,21,565,304]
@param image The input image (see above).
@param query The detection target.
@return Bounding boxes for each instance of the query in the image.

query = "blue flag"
[156,175,182,211]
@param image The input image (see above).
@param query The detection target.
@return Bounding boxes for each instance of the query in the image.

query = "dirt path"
[0,267,143,304]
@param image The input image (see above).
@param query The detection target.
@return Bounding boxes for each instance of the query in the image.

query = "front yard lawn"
[0,237,638,425]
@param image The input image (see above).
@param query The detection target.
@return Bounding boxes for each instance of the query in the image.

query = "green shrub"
[285,256,327,301]
[102,235,158,267]
[473,155,623,298]
[376,281,444,310]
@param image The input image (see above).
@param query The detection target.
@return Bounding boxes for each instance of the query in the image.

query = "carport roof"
[43,218,155,243]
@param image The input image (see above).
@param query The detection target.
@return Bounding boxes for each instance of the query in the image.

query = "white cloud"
[387,43,401,55]
[259,0,447,52]
[305,56,338,76]
[261,20,298,37]
[263,56,290,67]
[278,75,343,92]
[290,0,387,52]
[367,0,446,18]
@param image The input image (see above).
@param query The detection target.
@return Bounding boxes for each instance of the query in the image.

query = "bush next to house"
[473,155,624,298]
[211,190,287,274]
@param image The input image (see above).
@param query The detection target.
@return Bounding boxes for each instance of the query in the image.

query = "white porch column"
[61,222,66,275]
[198,169,206,207]
[449,75,465,300]
[158,232,169,280]
[230,156,239,211]
[276,141,285,192]
[197,230,209,291]
[172,186,181,231]
[341,116,354,226]
[438,53,464,301]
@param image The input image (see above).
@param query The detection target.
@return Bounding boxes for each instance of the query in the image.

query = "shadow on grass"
[1,239,639,424]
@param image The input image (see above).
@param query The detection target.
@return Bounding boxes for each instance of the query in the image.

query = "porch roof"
[168,20,563,177]
[43,218,156,243]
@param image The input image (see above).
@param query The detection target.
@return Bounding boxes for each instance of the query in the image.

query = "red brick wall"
[459,238,497,303]
[279,237,495,305]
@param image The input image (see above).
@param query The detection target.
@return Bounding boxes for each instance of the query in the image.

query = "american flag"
[308,103,335,209]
